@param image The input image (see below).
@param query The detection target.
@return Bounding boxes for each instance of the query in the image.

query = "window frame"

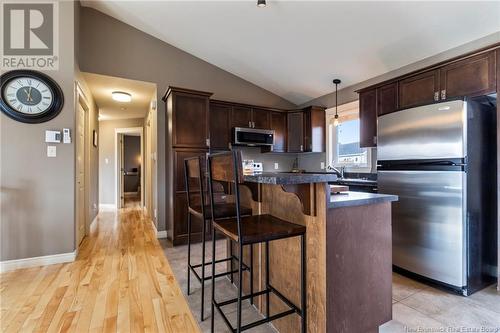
[325,100,372,173]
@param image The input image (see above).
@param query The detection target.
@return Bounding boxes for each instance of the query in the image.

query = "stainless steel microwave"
[232,127,274,146]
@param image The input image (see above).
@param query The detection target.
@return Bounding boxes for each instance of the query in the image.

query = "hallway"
[0,207,199,333]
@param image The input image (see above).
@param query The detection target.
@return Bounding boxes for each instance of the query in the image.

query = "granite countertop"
[243,172,338,185]
[329,191,398,209]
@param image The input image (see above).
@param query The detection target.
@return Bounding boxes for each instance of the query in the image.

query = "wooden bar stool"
[207,151,307,333]
[184,156,252,321]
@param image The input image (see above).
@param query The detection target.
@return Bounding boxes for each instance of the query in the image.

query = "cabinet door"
[377,82,398,116]
[173,93,209,148]
[173,193,203,241]
[359,89,377,148]
[252,108,270,129]
[287,112,304,152]
[270,111,287,152]
[303,106,326,152]
[231,106,252,129]
[399,70,440,109]
[440,51,496,100]
[209,103,231,150]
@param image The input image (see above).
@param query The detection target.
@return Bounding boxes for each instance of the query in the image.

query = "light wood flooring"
[0,204,200,333]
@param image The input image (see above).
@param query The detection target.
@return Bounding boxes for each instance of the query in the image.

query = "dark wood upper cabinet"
[399,70,440,109]
[252,108,270,129]
[209,102,231,150]
[303,106,326,152]
[359,89,377,148]
[287,112,304,152]
[377,82,398,116]
[231,106,252,129]
[440,51,496,100]
[165,88,212,148]
[270,111,287,152]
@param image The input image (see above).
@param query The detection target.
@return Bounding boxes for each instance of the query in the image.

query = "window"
[326,101,372,172]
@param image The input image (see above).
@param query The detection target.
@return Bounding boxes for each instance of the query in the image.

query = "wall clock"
[0,70,64,124]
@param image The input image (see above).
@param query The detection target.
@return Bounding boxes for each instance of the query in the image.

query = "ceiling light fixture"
[332,79,341,127]
[257,0,266,7]
[112,91,132,103]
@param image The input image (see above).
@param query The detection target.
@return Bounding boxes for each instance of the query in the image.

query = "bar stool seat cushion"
[213,214,306,245]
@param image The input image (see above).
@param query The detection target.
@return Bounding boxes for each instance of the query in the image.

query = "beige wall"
[79,7,296,231]
[1,1,77,261]
[98,118,144,206]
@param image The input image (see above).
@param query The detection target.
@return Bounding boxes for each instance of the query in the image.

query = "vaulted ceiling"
[81,1,500,105]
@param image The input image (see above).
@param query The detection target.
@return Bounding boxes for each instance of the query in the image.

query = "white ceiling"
[82,72,156,120]
[82,1,500,105]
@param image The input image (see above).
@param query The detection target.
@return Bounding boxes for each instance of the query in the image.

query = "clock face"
[4,77,53,115]
[0,70,64,124]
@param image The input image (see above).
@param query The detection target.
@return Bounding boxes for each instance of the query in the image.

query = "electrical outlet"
[321,162,325,169]
[47,146,56,157]
[274,163,279,170]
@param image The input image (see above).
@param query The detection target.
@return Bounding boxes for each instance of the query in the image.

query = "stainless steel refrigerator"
[377,96,497,296]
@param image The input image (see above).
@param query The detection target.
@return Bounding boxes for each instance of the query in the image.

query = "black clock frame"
[0,70,64,124]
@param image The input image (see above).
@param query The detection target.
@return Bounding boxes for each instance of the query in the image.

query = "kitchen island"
[231,172,397,333]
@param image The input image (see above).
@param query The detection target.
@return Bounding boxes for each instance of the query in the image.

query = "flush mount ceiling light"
[112,91,132,102]
[257,0,266,7]
[332,79,341,127]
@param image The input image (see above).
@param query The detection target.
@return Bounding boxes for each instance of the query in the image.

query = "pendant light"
[332,79,341,127]
[257,0,266,7]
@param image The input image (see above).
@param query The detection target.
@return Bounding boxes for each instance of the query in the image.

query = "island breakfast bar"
[229,172,398,333]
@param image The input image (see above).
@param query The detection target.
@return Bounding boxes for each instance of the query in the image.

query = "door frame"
[114,127,144,209]
[75,82,90,247]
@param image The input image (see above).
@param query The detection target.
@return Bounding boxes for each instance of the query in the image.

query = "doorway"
[115,127,144,209]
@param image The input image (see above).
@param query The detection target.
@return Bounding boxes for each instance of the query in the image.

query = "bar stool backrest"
[207,151,244,237]
[184,156,207,218]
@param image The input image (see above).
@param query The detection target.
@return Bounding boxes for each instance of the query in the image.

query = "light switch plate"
[274,163,279,170]
[47,146,56,157]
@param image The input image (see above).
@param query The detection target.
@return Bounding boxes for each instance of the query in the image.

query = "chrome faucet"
[327,165,345,179]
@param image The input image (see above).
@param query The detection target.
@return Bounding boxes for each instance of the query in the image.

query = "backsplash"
[236,147,298,172]
[234,147,378,174]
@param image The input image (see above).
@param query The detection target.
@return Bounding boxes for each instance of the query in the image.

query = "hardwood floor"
[0,205,200,333]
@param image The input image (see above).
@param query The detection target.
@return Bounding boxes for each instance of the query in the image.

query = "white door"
[76,103,86,245]
[119,134,125,208]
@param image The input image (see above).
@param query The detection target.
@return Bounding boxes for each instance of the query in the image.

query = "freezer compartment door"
[378,170,465,287]
[378,100,466,161]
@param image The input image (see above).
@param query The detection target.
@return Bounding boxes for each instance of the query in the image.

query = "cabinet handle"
[206,138,210,147]
[373,136,377,145]
[434,91,439,101]
[252,121,255,128]
[300,145,303,152]
[441,89,446,100]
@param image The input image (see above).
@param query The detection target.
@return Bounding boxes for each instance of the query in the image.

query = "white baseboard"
[99,203,116,210]
[151,220,167,239]
[0,251,77,273]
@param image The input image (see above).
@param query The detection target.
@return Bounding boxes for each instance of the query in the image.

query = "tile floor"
[162,239,500,333]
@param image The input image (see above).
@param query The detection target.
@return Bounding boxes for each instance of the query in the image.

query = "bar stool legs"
[200,214,207,321]
[210,227,216,333]
[301,234,307,333]
[187,213,192,296]
[210,235,307,333]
